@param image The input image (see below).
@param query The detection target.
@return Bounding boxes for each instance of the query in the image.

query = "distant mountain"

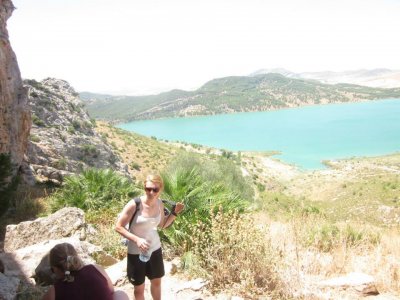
[82,73,400,122]
[252,68,400,88]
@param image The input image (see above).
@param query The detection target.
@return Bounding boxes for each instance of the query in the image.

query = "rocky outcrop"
[0,208,117,299]
[25,78,129,183]
[0,0,31,178]
[4,207,88,252]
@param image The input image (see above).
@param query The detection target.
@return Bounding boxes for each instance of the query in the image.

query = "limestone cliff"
[0,0,31,178]
[25,78,128,183]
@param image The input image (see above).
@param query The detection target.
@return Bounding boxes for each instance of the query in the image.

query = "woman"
[42,243,128,300]
[115,174,184,300]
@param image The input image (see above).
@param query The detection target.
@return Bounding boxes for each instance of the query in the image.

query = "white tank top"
[127,199,162,255]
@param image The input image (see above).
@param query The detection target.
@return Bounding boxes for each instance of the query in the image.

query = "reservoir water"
[118,99,400,170]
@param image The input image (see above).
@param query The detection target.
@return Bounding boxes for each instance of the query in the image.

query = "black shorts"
[127,247,165,286]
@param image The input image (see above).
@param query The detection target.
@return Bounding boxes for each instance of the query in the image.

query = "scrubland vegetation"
[2,124,400,299]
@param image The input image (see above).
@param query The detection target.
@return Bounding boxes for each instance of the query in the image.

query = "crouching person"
[42,242,129,300]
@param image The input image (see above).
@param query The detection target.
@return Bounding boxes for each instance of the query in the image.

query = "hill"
[252,68,400,88]
[82,73,400,122]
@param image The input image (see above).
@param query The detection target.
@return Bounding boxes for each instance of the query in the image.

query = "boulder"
[0,272,20,300]
[0,236,117,287]
[4,207,87,252]
[319,272,379,296]
[106,257,127,286]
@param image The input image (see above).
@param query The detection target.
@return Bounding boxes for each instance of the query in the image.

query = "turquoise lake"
[118,99,400,170]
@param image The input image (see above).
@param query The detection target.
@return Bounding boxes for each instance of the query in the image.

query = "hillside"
[252,68,400,89]
[82,73,400,122]
[88,123,400,299]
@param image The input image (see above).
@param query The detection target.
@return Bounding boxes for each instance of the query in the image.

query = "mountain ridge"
[82,72,400,122]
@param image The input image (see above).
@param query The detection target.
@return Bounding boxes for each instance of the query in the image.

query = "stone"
[105,257,127,286]
[25,77,129,182]
[0,272,20,300]
[0,0,31,179]
[319,272,379,296]
[4,207,87,252]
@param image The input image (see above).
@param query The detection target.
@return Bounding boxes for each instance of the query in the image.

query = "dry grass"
[0,184,52,248]
[95,121,181,182]
[265,214,400,298]
[184,207,289,299]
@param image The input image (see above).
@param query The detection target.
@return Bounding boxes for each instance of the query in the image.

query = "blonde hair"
[144,174,164,191]
[49,243,84,282]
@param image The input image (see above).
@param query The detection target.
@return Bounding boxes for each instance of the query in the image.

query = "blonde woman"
[115,174,184,300]
[42,243,128,300]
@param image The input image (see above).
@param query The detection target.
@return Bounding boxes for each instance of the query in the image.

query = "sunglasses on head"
[145,187,160,193]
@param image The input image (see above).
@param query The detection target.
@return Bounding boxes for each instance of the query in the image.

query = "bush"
[32,114,45,127]
[0,153,13,215]
[0,153,22,217]
[185,208,286,298]
[49,169,139,214]
[160,153,251,252]
[306,222,381,252]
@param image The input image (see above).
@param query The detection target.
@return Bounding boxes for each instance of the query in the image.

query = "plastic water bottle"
[139,230,155,262]
[139,251,151,262]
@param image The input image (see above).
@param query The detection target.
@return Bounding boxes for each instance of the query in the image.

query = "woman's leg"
[150,278,162,300]
[133,283,145,300]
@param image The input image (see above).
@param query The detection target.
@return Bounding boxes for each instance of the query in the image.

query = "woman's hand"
[136,238,149,252]
[174,202,185,215]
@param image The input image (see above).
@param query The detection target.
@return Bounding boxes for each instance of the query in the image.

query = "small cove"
[118,99,400,170]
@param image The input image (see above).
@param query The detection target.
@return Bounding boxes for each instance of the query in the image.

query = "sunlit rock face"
[0,0,31,177]
[25,78,129,183]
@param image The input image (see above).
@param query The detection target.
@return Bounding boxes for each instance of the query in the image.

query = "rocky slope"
[0,0,31,178]
[25,78,128,184]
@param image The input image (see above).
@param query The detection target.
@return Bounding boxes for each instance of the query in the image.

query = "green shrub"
[131,162,141,171]
[0,153,18,215]
[49,169,138,213]
[160,153,251,251]
[53,158,67,170]
[30,135,40,142]
[32,114,45,127]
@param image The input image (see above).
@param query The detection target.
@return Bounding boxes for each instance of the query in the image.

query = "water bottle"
[139,251,151,262]
[139,233,153,262]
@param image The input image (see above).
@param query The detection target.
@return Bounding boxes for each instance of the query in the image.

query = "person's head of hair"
[49,243,84,282]
[144,174,164,191]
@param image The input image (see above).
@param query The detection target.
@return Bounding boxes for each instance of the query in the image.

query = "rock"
[105,258,127,286]
[319,272,379,296]
[0,0,31,179]
[0,272,20,300]
[176,278,208,292]
[165,258,180,275]
[4,207,88,252]
[0,236,113,299]
[25,77,129,181]
[0,238,95,282]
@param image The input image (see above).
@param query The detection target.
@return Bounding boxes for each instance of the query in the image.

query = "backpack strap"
[128,197,141,229]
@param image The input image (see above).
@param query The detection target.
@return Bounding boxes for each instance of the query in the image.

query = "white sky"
[7,0,400,95]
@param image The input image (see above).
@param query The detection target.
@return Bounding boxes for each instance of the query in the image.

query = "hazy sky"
[7,0,400,95]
